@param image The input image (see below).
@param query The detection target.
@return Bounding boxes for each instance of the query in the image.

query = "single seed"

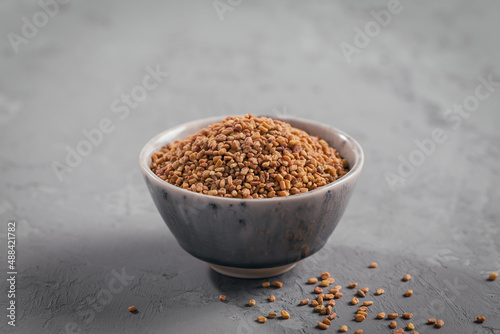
[361,287,369,293]
[354,314,365,322]
[435,319,444,328]
[320,306,328,315]
[375,289,384,295]
[323,318,331,325]
[128,306,136,312]
[268,312,277,319]
[328,312,337,320]
[428,318,436,324]
[324,293,334,300]
[407,323,415,330]
[369,262,378,268]
[489,273,498,281]
[328,300,335,307]
[262,282,271,288]
[354,330,363,334]
[327,277,335,284]
[377,312,386,319]
[329,288,339,294]
[334,292,343,299]
[311,300,319,307]
[351,297,359,305]
[320,280,330,287]
[357,311,368,317]
[308,278,318,284]
[314,287,324,294]
[326,305,333,315]
[477,316,486,323]
[249,299,256,306]
[318,322,329,330]
[317,295,324,304]
[393,329,404,334]
[340,325,348,332]
[315,305,325,313]
[402,274,412,281]
[320,272,331,280]
[357,289,366,297]
[257,316,267,323]
[403,312,413,319]
[413,331,419,334]
[299,298,309,305]
[405,289,413,297]
[269,295,275,302]
[334,285,342,290]
[363,301,373,306]
[348,283,358,288]
[390,320,397,329]
[219,295,226,302]
[388,313,399,319]
[281,310,290,319]
[357,306,367,312]
[273,281,283,288]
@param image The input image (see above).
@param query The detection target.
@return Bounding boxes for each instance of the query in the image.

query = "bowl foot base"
[209,263,297,279]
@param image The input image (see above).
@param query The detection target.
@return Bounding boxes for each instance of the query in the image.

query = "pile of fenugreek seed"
[217,267,498,333]
[150,114,348,198]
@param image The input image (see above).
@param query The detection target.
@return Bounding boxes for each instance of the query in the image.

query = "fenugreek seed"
[393,329,404,334]
[269,295,275,302]
[375,289,384,295]
[369,262,378,268]
[268,312,277,319]
[402,274,412,281]
[324,293,334,300]
[354,314,365,322]
[351,297,359,305]
[413,331,419,334]
[357,306,367,312]
[329,288,339,294]
[489,273,498,281]
[427,318,436,324]
[348,283,358,288]
[435,319,444,328]
[388,313,399,319]
[262,282,271,288]
[407,323,415,330]
[320,272,331,280]
[403,312,413,319]
[320,280,330,287]
[334,292,343,299]
[334,285,342,290]
[327,277,335,284]
[249,299,256,306]
[311,300,319,307]
[363,301,373,306]
[281,310,290,319]
[320,306,328,315]
[357,311,368,317]
[317,295,324,304]
[219,295,226,302]
[328,312,337,320]
[405,289,413,297]
[314,287,324,294]
[257,316,267,323]
[477,316,486,323]
[357,289,366,297]
[340,325,348,332]
[328,300,335,307]
[128,306,137,312]
[318,322,329,330]
[323,318,331,325]
[377,312,386,319]
[273,281,283,288]
[354,330,363,334]
[299,298,309,305]
[390,321,397,329]
[326,305,333,315]
[315,305,325,313]
[361,287,369,293]
[308,278,318,284]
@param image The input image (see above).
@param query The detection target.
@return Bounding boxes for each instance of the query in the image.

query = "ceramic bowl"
[139,116,364,278]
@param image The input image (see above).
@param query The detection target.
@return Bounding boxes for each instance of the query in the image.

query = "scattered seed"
[363,301,373,306]
[269,295,275,302]
[390,321,397,329]
[329,288,339,294]
[435,319,444,328]
[354,314,366,322]
[334,292,343,299]
[128,306,136,312]
[340,325,348,332]
[324,293,334,300]
[323,318,331,325]
[257,316,267,323]
[262,282,271,288]
[317,295,324,304]
[403,312,413,319]
[318,322,329,330]
[388,313,399,320]
[311,300,319,307]
[393,329,404,334]
[348,283,358,288]
[328,300,335,307]
[369,262,378,268]
[281,310,290,319]
[412,331,419,334]
[268,312,277,319]
[489,273,498,281]
[334,285,342,290]
[361,287,369,293]
[377,312,386,319]
[428,318,436,324]
[320,306,328,315]
[405,289,413,297]
[315,305,325,313]
[375,289,384,295]
[407,323,415,330]
[328,312,337,320]
[273,281,283,288]
[357,306,367,312]
[299,298,309,306]
[402,274,412,281]
[357,289,366,297]
[327,277,335,284]
[321,272,331,280]
[477,316,486,323]
[357,311,368,317]
[308,278,318,284]
[219,295,226,302]
[326,305,333,315]
[320,280,330,287]
[249,299,256,306]
[314,287,324,294]
[351,297,359,305]
[354,330,363,334]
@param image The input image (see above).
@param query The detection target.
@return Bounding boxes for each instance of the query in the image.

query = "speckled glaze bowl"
[140,116,363,278]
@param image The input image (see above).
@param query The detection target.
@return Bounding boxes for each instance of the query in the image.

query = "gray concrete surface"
[0,0,499,333]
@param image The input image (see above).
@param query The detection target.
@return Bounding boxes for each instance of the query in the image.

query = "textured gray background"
[0,0,499,333]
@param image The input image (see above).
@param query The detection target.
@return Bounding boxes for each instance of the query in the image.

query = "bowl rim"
[139,115,364,202]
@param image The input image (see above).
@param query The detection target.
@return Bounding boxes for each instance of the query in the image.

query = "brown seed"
[427,318,436,324]
[329,288,339,294]
[318,322,329,330]
[257,316,267,323]
[369,262,378,268]
[489,273,498,281]
[435,319,444,328]
[348,283,358,288]
[340,325,348,332]
[320,306,328,315]
[354,314,365,322]
[269,295,275,302]
[128,306,136,312]
[388,313,399,320]
[412,331,419,334]
[219,295,226,302]
[262,282,271,288]
[357,311,368,317]
[377,312,386,319]
[402,274,412,281]
[357,306,367,312]
[281,310,290,319]
[268,312,277,319]
[323,318,331,325]
[273,281,283,288]
[361,287,369,293]
[403,312,413,319]
[357,289,366,297]
[328,312,337,320]
[393,329,404,334]
[249,299,256,306]
[375,289,384,295]
[351,297,359,305]
[320,272,331,280]
[326,305,333,315]
[477,316,486,323]
[363,301,373,306]
[314,287,324,294]
[328,300,335,307]
[334,285,342,290]
[390,320,397,329]
[407,323,415,330]
[334,292,343,299]
[299,298,309,305]
[315,305,325,313]
[320,280,330,287]
[327,277,335,284]
[308,278,318,284]
[317,296,324,304]
[354,330,363,334]
[324,293,334,300]
[405,289,413,297]
[311,300,319,307]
